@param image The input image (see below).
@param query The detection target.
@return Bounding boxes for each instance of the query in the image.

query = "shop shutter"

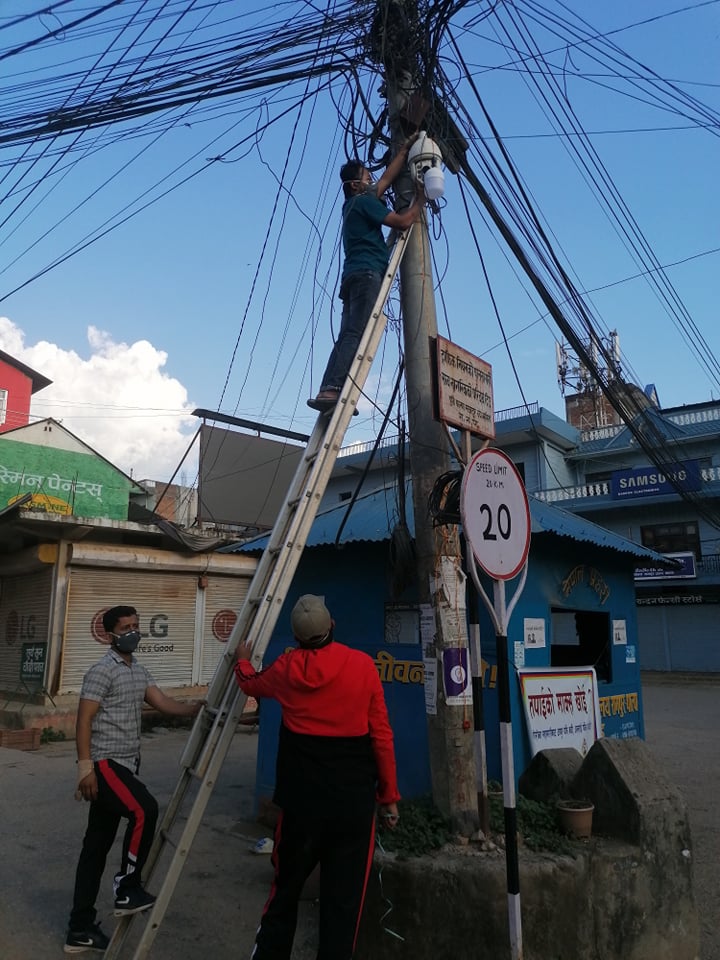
[668,605,720,672]
[200,575,252,684]
[61,568,197,693]
[636,607,668,670]
[0,570,53,692]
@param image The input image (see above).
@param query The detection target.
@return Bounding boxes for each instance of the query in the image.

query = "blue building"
[324,397,720,674]
[498,399,720,673]
[230,482,665,802]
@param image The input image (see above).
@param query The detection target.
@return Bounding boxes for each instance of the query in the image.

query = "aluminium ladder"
[106,223,414,960]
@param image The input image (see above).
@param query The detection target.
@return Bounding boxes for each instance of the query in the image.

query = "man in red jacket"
[235,594,399,960]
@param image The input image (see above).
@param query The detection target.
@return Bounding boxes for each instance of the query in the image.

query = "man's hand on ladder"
[237,640,253,661]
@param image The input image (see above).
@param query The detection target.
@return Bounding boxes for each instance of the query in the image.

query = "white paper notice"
[419,604,436,650]
[423,657,437,715]
[524,618,546,649]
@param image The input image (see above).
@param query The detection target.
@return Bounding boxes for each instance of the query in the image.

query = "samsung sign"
[610,460,701,500]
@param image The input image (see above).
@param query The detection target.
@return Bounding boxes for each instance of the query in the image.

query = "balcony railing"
[338,403,541,459]
[493,401,539,422]
[535,481,610,503]
[580,406,720,444]
[666,406,720,427]
[580,424,624,443]
[698,553,720,575]
[338,434,399,459]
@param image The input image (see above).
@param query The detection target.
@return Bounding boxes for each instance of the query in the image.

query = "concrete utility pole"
[381,15,478,832]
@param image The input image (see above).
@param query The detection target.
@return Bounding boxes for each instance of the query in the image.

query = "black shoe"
[64,923,109,954]
[307,395,337,412]
[113,886,156,917]
[307,396,359,416]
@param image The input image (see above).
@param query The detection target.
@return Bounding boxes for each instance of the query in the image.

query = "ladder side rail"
[111,227,413,959]
[106,686,249,960]
[251,420,331,559]
[206,407,334,666]
[209,307,403,687]
[179,412,333,769]
[188,298,402,781]
[204,449,322,665]
[195,224,414,711]
[235,226,414,624]
[234,227,411,646]
[104,761,199,957]
[164,227,415,783]
[127,686,248,960]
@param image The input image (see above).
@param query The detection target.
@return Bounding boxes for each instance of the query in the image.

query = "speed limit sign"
[460,447,531,580]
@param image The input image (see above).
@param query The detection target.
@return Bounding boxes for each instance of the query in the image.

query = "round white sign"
[460,447,531,580]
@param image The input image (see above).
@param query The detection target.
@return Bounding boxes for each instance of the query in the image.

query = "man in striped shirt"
[65,605,202,955]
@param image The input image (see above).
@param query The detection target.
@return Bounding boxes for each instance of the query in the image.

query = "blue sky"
[0,0,718,481]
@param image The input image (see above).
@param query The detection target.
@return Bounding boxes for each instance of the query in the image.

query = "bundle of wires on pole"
[428,469,462,526]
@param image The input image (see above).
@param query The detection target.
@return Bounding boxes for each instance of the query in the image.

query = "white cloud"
[0,317,197,481]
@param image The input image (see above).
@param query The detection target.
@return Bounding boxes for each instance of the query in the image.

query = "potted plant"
[556,798,594,839]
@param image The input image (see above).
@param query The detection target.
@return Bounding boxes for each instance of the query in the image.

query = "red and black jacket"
[235,641,400,817]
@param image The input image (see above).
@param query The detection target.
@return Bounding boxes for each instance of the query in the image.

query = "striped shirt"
[80,649,157,772]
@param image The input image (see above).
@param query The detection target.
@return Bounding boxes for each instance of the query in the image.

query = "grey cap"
[290,595,332,646]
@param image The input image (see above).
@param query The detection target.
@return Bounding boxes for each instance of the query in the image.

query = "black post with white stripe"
[466,552,490,836]
[494,583,522,957]
[460,446,530,959]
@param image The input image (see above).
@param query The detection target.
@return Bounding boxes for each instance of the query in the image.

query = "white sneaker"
[250,837,274,854]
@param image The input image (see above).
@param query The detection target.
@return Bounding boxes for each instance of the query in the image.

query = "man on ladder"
[308,135,423,412]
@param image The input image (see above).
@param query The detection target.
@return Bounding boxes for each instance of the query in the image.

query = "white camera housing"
[407,133,445,200]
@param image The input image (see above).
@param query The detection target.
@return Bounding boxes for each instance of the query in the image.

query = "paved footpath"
[642,676,719,960]
[0,677,717,960]
[0,725,309,960]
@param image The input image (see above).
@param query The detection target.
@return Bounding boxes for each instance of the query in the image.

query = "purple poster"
[442,648,472,706]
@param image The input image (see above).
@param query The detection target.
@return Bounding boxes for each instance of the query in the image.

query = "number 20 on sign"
[460,447,531,581]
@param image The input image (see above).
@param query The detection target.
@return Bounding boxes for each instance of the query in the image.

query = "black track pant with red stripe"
[252,808,376,960]
[69,759,158,930]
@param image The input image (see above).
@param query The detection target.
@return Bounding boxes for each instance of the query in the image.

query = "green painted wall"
[0,438,131,519]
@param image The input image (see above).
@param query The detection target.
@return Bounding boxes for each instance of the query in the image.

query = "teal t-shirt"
[341,192,390,283]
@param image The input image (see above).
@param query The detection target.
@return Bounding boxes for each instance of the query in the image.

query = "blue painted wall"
[252,536,644,808]
[253,542,432,807]
[474,536,644,785]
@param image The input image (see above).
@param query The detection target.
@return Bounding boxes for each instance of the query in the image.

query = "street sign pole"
[461,448,531,960]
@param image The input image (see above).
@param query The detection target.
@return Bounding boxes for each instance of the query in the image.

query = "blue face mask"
[112,629,142,654]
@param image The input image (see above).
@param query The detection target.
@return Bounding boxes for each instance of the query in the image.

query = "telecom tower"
[555,330,624,431]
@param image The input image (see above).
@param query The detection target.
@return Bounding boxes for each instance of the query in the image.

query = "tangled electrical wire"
[428,469,463,526]
[3,0,720,534]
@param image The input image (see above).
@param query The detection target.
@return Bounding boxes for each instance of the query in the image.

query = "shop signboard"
[635,551,696,580]
[0,439,131,519]
[610,460,701,500]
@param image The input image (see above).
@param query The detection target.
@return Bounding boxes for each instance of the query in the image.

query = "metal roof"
[227,483,668,564]
[526,495,667,561]
[574,410,720,457]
